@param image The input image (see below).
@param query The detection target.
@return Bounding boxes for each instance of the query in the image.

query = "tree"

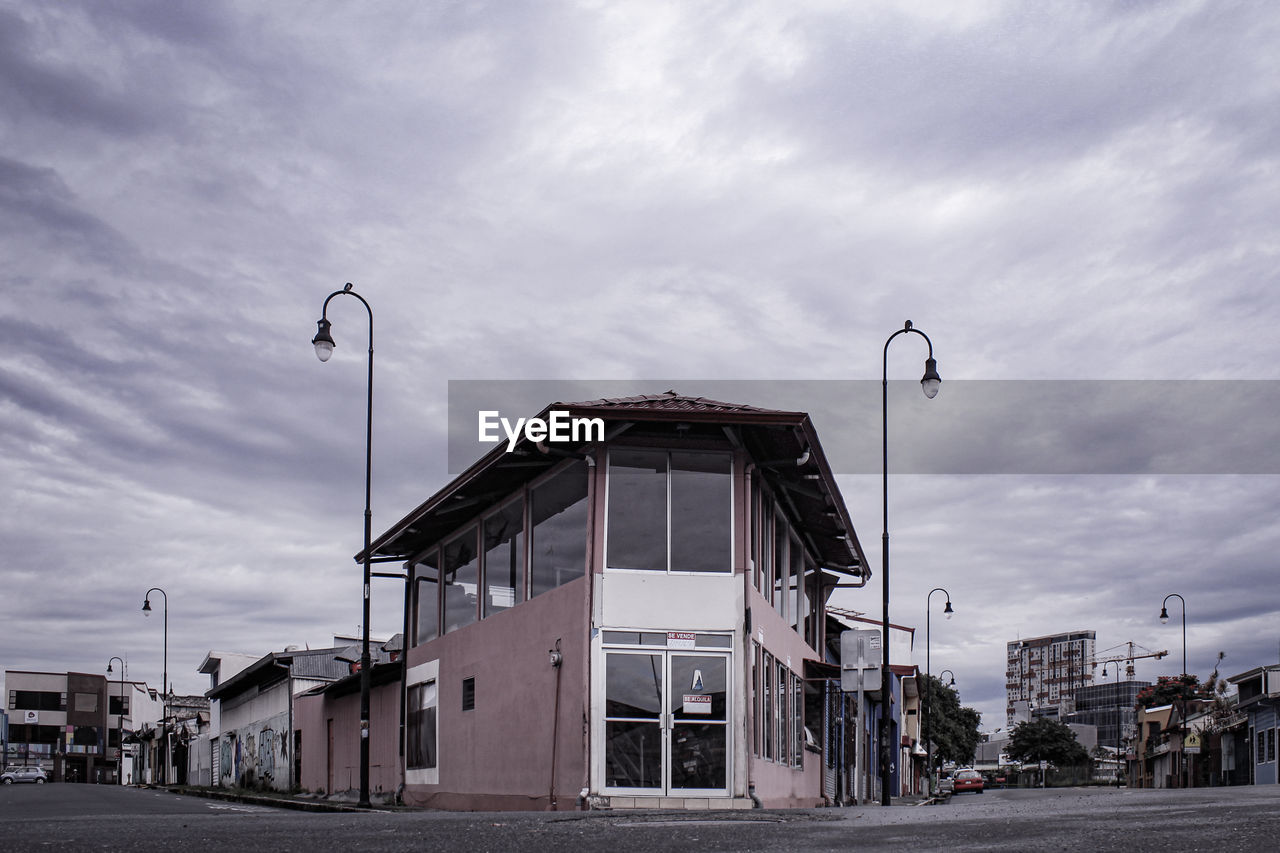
[923,675,981,766]
[1136,674,1201,709]
[1006,718,1091,767]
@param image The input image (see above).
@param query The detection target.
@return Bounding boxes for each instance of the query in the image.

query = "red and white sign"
[24,710,38,724]
[683,694,712,714]
[668,632,696,649]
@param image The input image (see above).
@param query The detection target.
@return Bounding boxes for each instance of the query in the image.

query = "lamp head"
[107,661,113,673]
[312,318,335,362]
[142,598,152,616]
[1159,606,1169,624]
[943,600,953,619]
[921,357,941,399]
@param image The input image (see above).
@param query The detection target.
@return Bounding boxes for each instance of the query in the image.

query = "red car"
[952,768,984,794]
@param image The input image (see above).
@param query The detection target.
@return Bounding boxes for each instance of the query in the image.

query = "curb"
[166,786,388,813]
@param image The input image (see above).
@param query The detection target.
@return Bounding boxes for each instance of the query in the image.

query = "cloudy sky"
[3,0,1278,730]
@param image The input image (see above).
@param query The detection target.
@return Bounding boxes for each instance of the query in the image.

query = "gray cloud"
[2,1,1278,722]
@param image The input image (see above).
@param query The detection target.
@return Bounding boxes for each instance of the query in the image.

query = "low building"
[362,392,872,809]
[205,642,390,792]
[1227,664,1280,785]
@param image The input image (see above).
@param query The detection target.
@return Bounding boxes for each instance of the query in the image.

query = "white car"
[1,766,48,784]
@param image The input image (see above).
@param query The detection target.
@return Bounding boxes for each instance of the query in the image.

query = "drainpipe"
[548,639,564,810]
[744,463,762,809]
[580,453,597,808]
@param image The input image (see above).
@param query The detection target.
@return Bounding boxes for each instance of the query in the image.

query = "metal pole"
[315,283,375,809]
[880,321,939,806]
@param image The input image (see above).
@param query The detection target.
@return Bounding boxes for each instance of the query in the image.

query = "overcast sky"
[3,0,1278,731]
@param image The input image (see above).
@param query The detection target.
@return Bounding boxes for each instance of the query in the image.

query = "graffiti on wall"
[218,712,290,791]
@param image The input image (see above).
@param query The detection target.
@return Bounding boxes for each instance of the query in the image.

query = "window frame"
[604,448,734,575]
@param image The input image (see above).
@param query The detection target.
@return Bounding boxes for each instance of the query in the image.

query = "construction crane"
[1091,641,1168,679]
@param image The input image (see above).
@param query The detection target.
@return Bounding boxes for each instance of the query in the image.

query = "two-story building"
[358,392,872,810]
[1227,664,1280,785]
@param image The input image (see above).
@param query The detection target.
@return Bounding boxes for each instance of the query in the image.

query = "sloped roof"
[362,391,867,577]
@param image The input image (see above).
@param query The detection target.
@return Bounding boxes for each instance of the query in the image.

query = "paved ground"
[3,783,1278,852]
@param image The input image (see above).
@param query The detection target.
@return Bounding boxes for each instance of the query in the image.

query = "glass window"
[412,551,440,645]
[759,499,773,598]
[670,452,732,572]
[763,651,774,761]
[1270,728,1276,763]
[792,672,804,769]
[777,659,788,765]
[74,692,98,713]
[530,460,589,597]
[773,519,788,618]
[443,527,479,633]
[607,449,668,570]
[607,450,731,573]
[789,536,804,631]
[407,679,437,770]
[751,644,760,757]
[604,652,663,789]
[483,498,524,617]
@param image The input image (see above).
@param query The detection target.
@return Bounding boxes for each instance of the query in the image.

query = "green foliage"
[1136,674,1201,708]
[922,674,981,766]
[1006,718,1091,766]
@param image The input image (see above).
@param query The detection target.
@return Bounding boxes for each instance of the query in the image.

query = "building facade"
[362,393,872,810]
[1006,631,1095,727]
[4,669,160,784]
[1227,664,1280,786]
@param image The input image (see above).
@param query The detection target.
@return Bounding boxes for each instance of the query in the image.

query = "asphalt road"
[3,783,1278,852]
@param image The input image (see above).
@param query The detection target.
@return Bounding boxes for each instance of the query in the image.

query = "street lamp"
[880,320,941,806]
[1159,592,1188,788]
[142,587,167,785]
[313,282,376,809]
[1102,661,1125,786]
[924,587,953,795]
[107,657,125,785]
[938,670,956,687]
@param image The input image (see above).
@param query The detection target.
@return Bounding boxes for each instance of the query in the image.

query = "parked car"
[952,768,984,794]
[1,766,48,784]
[938,772,955,795]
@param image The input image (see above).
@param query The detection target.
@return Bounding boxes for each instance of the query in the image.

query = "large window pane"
[670,452,731,572]
[412,551,440,645]
[530,460,589,597]
[483,498,524,617]
[790,536,804,631]
[671,723,727,790]
[773,520,788,619]
[605,720,662,789]
[607,449,668,570]
[605,653,663,718]
[442,528,479,633]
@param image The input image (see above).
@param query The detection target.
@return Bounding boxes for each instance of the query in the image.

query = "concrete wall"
[402,576,589,810]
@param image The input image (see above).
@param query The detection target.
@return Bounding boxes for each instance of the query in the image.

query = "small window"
[407,679,438,770]
[462,677,475,712]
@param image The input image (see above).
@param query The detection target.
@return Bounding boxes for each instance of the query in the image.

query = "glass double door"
[604,650,730,795]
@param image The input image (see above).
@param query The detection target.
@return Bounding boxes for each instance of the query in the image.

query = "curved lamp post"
[142,588,167,785]
[313,282,375,809]
[1102,661,1125,786]
[938,669,956,687]
[924,587,953,795]
[1159,592,1188,788]
[107,657,126,785]
[880,320,941,806]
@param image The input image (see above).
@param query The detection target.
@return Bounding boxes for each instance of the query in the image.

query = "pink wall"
[295,677,402,798]
[403,576,589,810]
